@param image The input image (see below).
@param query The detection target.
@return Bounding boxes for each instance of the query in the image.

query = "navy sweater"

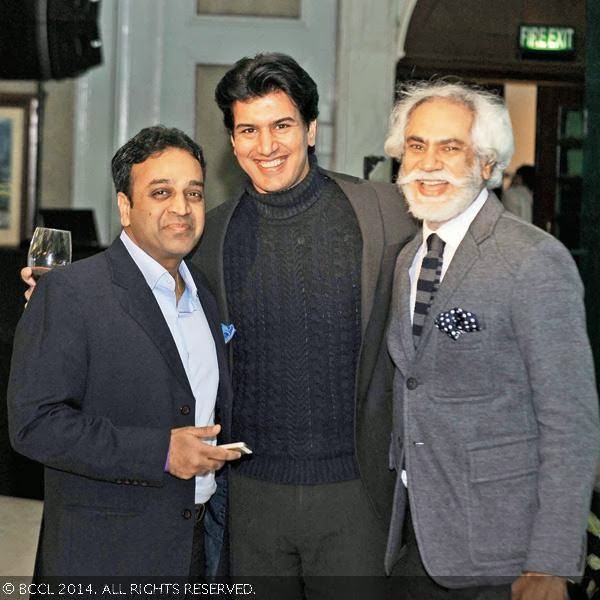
[223,160,362,484]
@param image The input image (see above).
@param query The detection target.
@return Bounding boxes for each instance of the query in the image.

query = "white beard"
[398,164,484,223]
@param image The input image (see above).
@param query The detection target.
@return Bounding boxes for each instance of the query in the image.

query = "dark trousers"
[229,472,389,600]
[391,511,510,600]
[189,504,206,579]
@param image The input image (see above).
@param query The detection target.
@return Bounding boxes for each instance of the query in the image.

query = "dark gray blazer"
[8,238,233,576]
[386,194,600,586]
[192,169,416,528]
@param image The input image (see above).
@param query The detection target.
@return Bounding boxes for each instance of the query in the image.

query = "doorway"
[535,85,584,257]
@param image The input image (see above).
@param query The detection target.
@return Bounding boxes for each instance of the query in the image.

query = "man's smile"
[255,157,287,169]
[164,222,192,232]
[415,179,450,196]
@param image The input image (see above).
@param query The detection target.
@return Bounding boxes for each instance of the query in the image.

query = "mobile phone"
[219,441,252,455]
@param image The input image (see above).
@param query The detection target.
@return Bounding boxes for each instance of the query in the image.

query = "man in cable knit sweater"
[192,53,415,597]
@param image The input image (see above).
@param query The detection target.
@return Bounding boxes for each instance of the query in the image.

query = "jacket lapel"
[194,196,242,324]
[334,176,385,336]
[414,194,503,355]
[392,233,422,369]
[194,277,233,440]
[107,239,194,399]
[196,284,223,363]
[415,233,480,354]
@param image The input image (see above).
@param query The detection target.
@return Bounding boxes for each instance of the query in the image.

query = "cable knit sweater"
[223,158,362,484]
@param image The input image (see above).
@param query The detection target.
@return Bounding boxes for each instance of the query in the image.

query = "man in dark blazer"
[384,80,599,599]
[191,53,415,598]
[8,126,241,578]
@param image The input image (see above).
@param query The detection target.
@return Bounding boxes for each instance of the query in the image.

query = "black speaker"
[0,0,103,80]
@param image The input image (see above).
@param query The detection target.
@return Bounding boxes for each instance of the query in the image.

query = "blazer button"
[406,377,418,390]
[180,405,191,416]
[182,508,193,520]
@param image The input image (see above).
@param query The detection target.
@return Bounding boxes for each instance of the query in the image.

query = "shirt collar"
[119,230,199,307]
[422,188,489,250]
[178,261,200,311]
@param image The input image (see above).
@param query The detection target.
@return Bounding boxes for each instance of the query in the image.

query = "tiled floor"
[0,495,42,576]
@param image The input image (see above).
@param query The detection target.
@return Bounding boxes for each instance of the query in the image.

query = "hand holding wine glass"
[27,227,72,281]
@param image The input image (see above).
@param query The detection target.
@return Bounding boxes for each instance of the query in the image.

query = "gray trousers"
[229,472,389,600]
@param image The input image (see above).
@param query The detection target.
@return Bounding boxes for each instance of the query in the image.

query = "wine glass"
[27,227,72,280]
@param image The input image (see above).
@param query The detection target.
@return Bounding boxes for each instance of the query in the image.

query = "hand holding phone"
[219,441,252,455]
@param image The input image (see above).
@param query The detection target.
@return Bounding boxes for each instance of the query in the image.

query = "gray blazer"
[386,194,599,587]
[192,169,416,528]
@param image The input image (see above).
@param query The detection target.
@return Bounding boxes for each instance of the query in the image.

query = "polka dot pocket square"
[434,308,481,341]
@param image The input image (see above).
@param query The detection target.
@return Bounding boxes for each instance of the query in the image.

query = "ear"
[117,192,132,227]
[230,133,237,157]
[307,120,317,148]
[480,160,494,182]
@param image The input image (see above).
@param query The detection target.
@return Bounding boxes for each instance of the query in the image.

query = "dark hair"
[111,125,206,199]
[214,52,319,132]
[515,165,535,191]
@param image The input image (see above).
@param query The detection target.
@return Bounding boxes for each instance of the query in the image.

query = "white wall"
[334,0,417,178]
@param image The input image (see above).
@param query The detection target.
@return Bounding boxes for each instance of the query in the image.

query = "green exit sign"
[519,25,575,60]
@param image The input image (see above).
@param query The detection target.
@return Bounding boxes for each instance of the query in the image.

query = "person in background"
[384,80,599,600]
[502,164,535,222]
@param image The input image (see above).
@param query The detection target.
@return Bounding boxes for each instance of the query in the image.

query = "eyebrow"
[148,178,204,187]
[439,138,466,146]
[406,135,466,146]
[234,116,297,131]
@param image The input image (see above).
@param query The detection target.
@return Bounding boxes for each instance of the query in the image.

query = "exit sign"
[519,25,575,60]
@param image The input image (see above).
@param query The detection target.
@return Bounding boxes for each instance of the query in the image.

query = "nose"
[169,192,191,215]
[419,147,442,171]
[257,128,277,155]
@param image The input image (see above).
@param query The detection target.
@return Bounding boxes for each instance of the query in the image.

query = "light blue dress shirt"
[120,231,219,504]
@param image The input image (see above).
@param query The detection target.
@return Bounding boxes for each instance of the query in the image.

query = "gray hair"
[384,80,514,189]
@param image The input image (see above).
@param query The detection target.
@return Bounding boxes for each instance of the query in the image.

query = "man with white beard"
[384,81,599,600]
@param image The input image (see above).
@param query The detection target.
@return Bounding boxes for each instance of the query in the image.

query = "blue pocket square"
[434,308,480,341]
[221,323,236,344]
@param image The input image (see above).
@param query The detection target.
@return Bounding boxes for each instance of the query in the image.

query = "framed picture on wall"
[0,93,38,246]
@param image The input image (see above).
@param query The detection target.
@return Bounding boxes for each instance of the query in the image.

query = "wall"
[334,0,415,179]
[504,82,537,178]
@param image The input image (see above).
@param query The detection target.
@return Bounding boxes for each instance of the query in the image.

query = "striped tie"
[413,233,445,346]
